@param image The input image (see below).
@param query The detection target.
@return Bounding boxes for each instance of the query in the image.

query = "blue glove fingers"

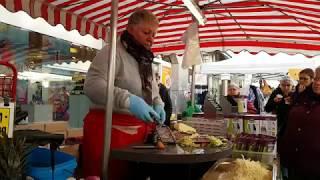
[143,112,154,122]
[153,105,165,124]
[129,95,154,122]
[160,110,166,124]
[149,109,160,122]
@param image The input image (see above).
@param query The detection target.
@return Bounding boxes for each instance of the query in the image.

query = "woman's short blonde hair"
[128,9,159,26]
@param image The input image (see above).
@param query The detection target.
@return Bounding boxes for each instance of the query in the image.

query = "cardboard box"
[15,122,45,131]
[66,128,83,138]
[44,121,68,132]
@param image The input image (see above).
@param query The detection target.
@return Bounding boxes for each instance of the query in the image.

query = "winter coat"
[280,87,320,176]
[84,39,163,114]
[264,87,290,138]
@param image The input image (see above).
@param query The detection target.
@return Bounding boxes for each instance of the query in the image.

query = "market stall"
[1,0,320,179]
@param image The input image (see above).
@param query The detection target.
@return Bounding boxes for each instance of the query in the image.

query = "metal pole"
[102,0,118,179]
[190,0,200,108]
[191,65,196,106]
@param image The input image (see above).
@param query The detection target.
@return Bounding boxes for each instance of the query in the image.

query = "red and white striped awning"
[1,0,320,56]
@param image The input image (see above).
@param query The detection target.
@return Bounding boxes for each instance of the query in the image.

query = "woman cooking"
[82,9,165,179]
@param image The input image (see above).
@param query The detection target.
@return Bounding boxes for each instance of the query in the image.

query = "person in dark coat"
[280,67,320,180]
[292,68,314,103]
[156,73,172,126]
[265,76,293,138]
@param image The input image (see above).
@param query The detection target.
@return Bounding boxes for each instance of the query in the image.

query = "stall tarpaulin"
[2,0,320,178]
[1,0,320,56]
[200,51,318,74]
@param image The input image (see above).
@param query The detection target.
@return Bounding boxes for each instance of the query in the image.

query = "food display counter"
[180,112,280,180]
[110,123,232,180]
[111,142,232,164]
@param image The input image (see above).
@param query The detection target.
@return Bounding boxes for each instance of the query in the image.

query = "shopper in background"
[280,66,320,180]
[265,76,293,138]
[226,83,240,106]
[226,82,257,113]
[248,85,265,114]
[155,73,171,126]
[83,9,165,179]
[292,68,314,103]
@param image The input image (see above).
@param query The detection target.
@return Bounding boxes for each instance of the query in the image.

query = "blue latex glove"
[154,104,166,124]
[129,95,160,122]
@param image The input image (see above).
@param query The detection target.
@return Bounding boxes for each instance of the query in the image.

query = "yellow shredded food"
[174,123,197,134]
[208,136,223,147]
[178,136,199,148]
[220,159,272,180]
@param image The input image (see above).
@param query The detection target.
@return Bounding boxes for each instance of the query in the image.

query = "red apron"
[82,109,155,179]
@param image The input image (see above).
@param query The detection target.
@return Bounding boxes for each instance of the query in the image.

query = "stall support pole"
[102,0,118,179]
[191,65,196,107]
[190,0,200,108]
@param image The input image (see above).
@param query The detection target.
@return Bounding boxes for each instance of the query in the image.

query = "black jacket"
[265,87,290,138]
[226,95,238,106]
[159,83,172,126]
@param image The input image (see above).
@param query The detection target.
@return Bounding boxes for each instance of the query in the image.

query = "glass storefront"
[0,22,96,122]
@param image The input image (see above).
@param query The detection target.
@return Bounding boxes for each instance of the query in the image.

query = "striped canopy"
[1,0,320,56]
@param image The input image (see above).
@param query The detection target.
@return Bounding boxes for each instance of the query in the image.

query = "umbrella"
[1,0,320,56]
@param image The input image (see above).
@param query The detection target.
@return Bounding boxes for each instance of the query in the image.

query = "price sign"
[0,108,10,136]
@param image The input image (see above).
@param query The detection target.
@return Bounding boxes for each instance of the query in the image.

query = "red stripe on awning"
[95,1,143,24]
[68,0,101,12]
[76,16,82,32]
[13,0,22,11]
[266,1,320,13]
[102,27,106,40]
[93,25,98,38]
[65,13,72,31]
[200,41,320,51]
[286,0,320,6]
[0,0,5,6]
[85,21,90,34]
[54,8,60,25]
[41,3,48,21]
[55,0,80,8]
[78,3,109,17]
[199,34,320,42]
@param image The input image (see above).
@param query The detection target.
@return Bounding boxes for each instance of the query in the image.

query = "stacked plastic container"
[27,147,77,180]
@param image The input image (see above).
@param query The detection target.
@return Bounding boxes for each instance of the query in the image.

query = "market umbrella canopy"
[1,0,320,56]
